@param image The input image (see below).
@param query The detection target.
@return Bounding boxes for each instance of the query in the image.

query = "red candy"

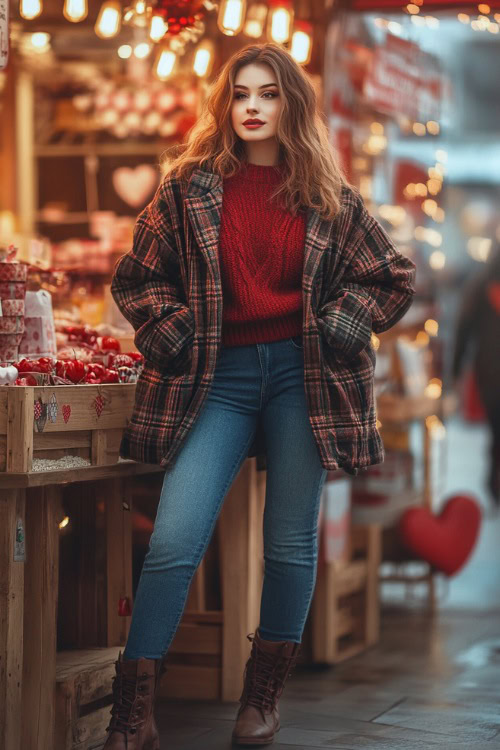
[97,336,121,352]
[15,375,37,386]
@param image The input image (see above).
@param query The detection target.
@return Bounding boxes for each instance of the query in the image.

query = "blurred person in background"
[452,243,500,508]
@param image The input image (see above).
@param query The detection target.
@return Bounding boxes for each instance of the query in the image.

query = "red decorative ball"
[153,1,204,32]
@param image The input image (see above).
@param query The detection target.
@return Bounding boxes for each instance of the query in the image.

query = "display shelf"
[0,383,136,473]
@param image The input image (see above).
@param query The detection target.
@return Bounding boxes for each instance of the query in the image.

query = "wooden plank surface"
[7,387,33,472]
[0,460,164,488]
[21,485,62,750]
[103,478,133,646]
[0,488,25,750]
[31,384,136,432]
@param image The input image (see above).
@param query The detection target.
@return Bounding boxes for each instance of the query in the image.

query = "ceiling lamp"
[63,0,88,23]
[123,0,151,27]
[217,0,246,36]
[19,0,42,20]
[95,1,122,38]
[267,0,293,44]
[150,15,167,42]
[156,48,177,79]
[193,39,214,77]
[243,3,268,38]
[290,20,312,65]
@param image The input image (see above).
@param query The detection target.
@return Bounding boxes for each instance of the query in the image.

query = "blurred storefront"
[323,1,500,601]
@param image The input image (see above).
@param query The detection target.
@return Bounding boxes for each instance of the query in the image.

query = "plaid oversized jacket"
[111,165,416,475]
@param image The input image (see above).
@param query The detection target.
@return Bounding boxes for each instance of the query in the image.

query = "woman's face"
[231,63,281,143]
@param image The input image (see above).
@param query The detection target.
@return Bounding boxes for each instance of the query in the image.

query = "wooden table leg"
[21,485,62,750]
[99,477,133,646]
[0,488,26,750]
[218,458,266,702]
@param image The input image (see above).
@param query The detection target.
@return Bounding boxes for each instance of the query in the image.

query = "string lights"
[17,0,315,79]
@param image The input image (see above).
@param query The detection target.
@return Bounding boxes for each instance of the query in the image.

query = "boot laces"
[108,669,151,735]
[242,636,298,714]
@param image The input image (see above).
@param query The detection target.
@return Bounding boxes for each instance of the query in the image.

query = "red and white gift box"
[0,333,23,362]
[0,315,24,334]
[18,289,57,358]
[0,262,28,282]
[0,282,26,300]
[0,299,25,316]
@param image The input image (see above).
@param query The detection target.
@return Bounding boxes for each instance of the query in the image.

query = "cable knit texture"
[219,162,306,347]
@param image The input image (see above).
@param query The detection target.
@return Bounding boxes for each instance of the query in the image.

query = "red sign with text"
[364,35,443,121]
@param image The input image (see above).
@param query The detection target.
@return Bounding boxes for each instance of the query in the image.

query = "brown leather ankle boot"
[103,651,167,749]
[232,629,301,746]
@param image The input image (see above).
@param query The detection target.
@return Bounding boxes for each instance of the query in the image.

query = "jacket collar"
[186,165,221,199]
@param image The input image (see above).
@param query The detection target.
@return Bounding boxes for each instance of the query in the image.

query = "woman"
[105,43,416,749]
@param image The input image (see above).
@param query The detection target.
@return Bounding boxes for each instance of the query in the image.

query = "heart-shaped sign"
[112,165,158,209]
[398,495,481,577]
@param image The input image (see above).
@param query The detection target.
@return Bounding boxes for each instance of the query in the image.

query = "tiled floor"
[133,417,500,749]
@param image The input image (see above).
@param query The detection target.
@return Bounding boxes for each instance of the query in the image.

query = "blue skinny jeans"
[123,335,327,659]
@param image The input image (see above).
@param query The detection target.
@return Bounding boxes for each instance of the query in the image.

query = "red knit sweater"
[219,162,306,348]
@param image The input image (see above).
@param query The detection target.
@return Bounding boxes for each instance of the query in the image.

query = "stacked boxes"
[0,260,27,362]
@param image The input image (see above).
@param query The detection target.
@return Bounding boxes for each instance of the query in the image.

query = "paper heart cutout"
[112,165,158,208]
[398,495,481,577]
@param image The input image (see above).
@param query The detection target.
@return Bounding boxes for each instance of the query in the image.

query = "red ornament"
[118,596,132,616]
[398,495,482,577]
[153,0,205,33]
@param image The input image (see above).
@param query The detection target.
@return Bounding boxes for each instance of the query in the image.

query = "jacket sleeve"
[110,201,194,372]
[317,192,417,359]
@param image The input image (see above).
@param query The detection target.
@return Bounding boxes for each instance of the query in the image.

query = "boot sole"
[232,739,275,746]
[232,725,280,746]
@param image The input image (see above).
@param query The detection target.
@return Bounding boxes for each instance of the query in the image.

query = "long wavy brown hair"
[161,43,347,220]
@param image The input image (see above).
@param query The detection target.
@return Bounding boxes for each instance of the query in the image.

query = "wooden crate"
[55,647,121,750]
[0,384,135,472]
[309,523,381,664]
[160,612,223,701]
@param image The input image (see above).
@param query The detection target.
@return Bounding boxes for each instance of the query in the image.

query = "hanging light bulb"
[20,0,42,20]
[156,48,177,80]
[243,3,268,38]
[63,0,88,22]
[217,0,246,36]
[150,15,167,42]
[290,20,312,64]
[266,0,294,44]
[193,39,214,77]
[95,1,122,39]
[123,0,151,27]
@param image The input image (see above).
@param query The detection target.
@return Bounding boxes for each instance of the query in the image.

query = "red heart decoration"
[62,404,71,423]
[118,596,132,617]
[398,495,481,577]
